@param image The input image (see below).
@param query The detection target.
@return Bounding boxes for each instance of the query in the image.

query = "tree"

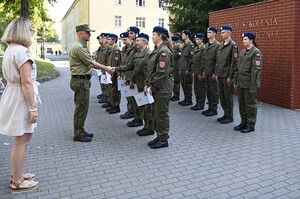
[166,0,265,35]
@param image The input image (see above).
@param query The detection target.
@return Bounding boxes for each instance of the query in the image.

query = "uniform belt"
[72,75,91,80]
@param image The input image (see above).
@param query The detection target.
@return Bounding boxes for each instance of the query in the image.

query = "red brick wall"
[210,0,300,109]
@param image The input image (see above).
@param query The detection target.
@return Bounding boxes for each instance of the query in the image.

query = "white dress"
[0,44,39,136]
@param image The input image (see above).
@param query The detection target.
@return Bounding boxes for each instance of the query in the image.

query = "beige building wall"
[61,0,169,54]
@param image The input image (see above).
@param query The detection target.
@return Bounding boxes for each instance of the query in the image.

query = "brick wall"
[210,0,300,109]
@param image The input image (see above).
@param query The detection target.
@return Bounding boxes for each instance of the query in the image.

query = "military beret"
[127,26,140,33]
[108,33,118,40]
[76,24,95,32]
[152,26,169,38]
[96,35,101,39]
[207,26,218,33]
[182,29,192,36]
[220,25,233,32]
[103,33,110,37]
[194,33,205,38]
[137,33,149,41]
[171,35,180,41]
[120,32,129,38]
[242,32,256,40]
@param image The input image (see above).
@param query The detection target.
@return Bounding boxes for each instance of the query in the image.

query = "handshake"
[105,66,115,75]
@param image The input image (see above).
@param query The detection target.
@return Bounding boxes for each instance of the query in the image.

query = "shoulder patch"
[255,60,261,66]
[234,45,237,48]
[161,53,167,57]
[256,53,260,57]
[159,61,166,68]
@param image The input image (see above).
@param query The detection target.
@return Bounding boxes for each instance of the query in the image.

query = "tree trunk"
[21,0,29,18]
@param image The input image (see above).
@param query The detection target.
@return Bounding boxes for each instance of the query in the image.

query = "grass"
[0,57,56,79]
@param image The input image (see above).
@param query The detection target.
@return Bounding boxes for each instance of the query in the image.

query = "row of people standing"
[170,26,262,133]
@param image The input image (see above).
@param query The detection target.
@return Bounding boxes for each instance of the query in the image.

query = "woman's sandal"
[9,173,36,188]
[11,179,39,194]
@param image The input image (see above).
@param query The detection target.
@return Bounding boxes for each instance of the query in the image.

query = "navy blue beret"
[171,35,180,41]
[207,26,218,33]
[137,33,149,41]
[120,32,129,38]
[220,25,233,32]
[194,33,205,38]
[108,33,118,40]
[152,26,169,38]
[127,26,140,34]
[102,33,109,37]
[242,32,256,40]
[182,29,192,36]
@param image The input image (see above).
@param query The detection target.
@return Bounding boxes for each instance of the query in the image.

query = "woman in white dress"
[0,17,39,193]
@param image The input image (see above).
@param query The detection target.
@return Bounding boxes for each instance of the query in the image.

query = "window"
[136,17,145,28]
[159,18,165,28]
[115,16,122,27]
[136,0,145,7]
[115,0,121,5]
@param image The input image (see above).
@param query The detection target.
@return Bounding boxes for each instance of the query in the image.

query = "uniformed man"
[202,26,220,117]
[233,32,262,133]
[216,25,238,124]
[144,26,173,149]
[105,33,121,114]
[191,33,206,111]
[178,29,194,106]
[170,35,181,101]
[69,24,113,142]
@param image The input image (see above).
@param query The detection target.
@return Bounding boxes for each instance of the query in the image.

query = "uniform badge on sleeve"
[161,53,166,57]
[234,53,238,58]
[160,61,166,68]
[255,60,261,66]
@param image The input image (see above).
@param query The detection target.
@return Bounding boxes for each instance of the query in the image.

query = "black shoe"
[234,123,246,131]
[101,102,112,108]
[178,100,186,105]
[220,117,234,124]
[150,140,168,149]
[73,135,92,142]
[205,110,218,117]
[148,137,159,146]
[181,101,193,106]
[137,128,146,134]
[138,129,155,136]
[109,106,120,114]
[106,106,113,112]
[202,108,211,115]
[98,97,108,103]
[191,105,204,111]
[120,111,135,119]
[83,131,94,138]
[241,127,255,133]
[127,119,143,127]
[170,96,180,101]
[97,94,104,99]
[217,115,226,122]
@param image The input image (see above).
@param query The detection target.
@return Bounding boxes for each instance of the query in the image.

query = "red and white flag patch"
[159,61,166,68]
[161,53,166,57]
[255,60,261,66]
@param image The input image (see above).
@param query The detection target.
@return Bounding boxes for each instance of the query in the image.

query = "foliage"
[166,0,265,36]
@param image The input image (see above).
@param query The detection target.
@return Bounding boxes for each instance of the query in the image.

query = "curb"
[36,69,60,83]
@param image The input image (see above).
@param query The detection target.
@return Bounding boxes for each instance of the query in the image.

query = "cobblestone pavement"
[0,61,300,199]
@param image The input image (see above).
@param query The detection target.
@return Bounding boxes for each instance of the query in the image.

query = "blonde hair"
[1,17,33,48]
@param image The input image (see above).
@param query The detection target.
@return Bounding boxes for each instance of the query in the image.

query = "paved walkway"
[0,61,300,199]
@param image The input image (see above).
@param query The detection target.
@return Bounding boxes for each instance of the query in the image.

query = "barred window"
[115,0,121,5]
[136,0,145,7]
[136,17,145,28]
[115,16,122,27]
[159,18,165,28]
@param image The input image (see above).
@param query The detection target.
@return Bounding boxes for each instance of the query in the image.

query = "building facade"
[61,0,169,53]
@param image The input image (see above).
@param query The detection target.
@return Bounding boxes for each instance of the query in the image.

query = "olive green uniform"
[107,46,121,107]
[216,39,238,117]
[234,46,262,128]
[96,45,109,96]
[69,39,95,138]
[179,40,194,102]
[171,44,181,98]
[204,40,220,111]
[191,44,206,107]
[145,44,173,141]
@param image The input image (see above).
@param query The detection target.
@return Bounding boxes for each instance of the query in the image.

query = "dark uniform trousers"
[218,77,233,117]
[70,77,91,137]
[100,74,108,96]
[205,77,219,110]
[110,73,121,106]
[193,75,206,107]
[173,69,180,97]
[153,96,170,141]
[143,104,154,130]
[238,88,257,128]
[180,71,193,101]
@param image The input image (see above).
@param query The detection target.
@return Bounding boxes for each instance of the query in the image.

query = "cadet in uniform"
[69,24,113,142]
[233,32,262,133]
[170,35,181,101]
[216,25,238,124]
[178,30,194,106]
[105,33,121,114]
[202,26,220,117]
[191,33,206,111]
[144,26,173,149]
